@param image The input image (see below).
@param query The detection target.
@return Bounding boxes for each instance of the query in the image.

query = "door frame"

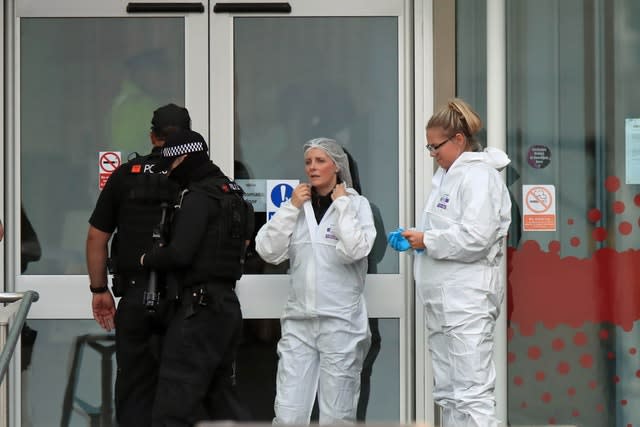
[210,0,417,422]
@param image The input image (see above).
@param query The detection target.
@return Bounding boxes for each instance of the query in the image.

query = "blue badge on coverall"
[325,227,338,241]
[437,194,450,210]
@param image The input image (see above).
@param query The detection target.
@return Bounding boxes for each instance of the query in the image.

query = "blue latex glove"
[387,227,411,252]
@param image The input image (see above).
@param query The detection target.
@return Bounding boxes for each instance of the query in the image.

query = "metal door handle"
[213,3,291,13]
[127,3,205,13]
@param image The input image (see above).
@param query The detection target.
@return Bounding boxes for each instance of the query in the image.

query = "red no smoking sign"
[98,151,121,189]
[523,184,556,231]
[99,151,121,172]
[525,186,552,213]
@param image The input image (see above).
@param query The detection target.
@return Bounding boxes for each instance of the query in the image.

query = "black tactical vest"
[188,176,254,281]
[113,153,179,275]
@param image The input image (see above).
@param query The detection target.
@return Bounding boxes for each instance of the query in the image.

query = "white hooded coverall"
[255,187,376,424]
[416,147,511,427]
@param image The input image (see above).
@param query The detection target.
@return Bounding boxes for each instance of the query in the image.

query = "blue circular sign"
[270,183,294,207]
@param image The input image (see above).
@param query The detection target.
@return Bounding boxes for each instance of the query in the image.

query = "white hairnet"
[303,137,353,188]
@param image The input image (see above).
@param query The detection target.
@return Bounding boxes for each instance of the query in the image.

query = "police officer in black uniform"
[140,129,254,427]
[86,103,191,427]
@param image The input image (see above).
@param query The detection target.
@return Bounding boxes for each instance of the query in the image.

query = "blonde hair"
[427,98,483,151]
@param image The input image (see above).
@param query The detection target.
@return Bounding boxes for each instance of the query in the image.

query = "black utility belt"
[182,281,236,295]
[180,282,237,308]
[117,273,150,287]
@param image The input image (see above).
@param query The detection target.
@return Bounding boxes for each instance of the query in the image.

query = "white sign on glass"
[236,179,266,212]
[625,118,640,184]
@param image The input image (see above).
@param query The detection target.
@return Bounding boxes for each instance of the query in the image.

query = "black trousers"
[114,283,171,427]
[151,285,249,427]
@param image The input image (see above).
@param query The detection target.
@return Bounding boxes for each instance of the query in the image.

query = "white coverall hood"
[453,147,511,171]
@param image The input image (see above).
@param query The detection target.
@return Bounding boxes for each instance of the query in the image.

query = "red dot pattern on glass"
[580,354,594,368]
[557,361,570,375]
[508,176,640,424]
[587,208,602,223]
[619,221,632,235]
[552,338,565,351]
[612,201,625,214]
[508,240,640,335]
[605,176,620,192]
[592,227,607,241]
[528,346,542,360]
[573,332,588,346]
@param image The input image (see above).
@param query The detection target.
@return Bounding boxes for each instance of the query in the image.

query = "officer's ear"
[150,131,165,147]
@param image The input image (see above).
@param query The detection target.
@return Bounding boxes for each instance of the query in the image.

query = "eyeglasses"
[426,135,453,153]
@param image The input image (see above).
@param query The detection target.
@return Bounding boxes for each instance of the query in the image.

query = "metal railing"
[0,291,40,427]
[0,291,39,383]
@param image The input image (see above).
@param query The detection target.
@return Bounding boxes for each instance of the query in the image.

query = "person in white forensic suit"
[401,99,511,427]
[255,137,376,425]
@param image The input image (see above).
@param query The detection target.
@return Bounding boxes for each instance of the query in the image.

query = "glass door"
[211,0,413,422]
[9,1,207,425]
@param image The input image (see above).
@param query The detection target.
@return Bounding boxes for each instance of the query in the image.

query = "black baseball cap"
[151,103,191,131]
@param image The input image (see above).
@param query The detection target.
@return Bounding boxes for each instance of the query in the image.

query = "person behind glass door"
[342,148,387,421]
[1,207,42,427]
[255,138,376,424]
[86,103,190,427]
[140,129,254,426]
[109,49,180,158]
[397,99,511,427]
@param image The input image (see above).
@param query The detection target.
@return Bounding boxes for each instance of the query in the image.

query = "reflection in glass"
[23,320,115,426]
[20,18,184,275]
